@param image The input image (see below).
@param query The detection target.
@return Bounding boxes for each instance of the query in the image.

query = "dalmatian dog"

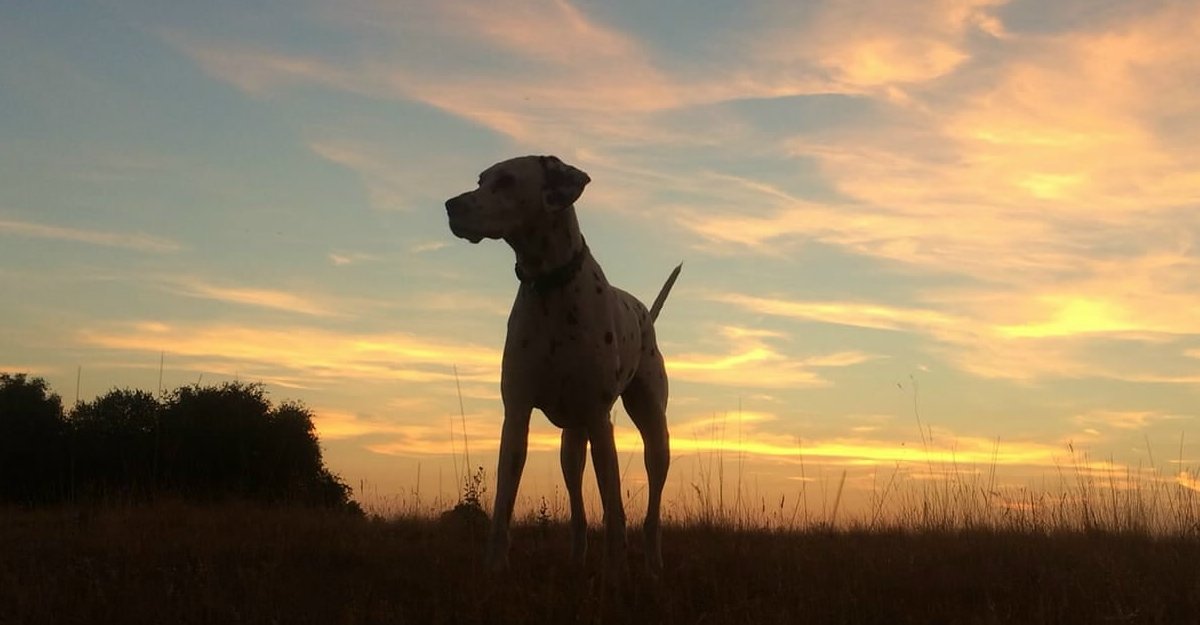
[445,155,679,574]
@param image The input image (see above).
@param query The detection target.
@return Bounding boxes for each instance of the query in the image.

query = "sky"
[2,0,1199,520]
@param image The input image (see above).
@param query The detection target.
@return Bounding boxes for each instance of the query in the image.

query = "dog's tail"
[649,262,683,323]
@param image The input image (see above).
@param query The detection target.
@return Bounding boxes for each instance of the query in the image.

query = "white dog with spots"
[445,155,679,574]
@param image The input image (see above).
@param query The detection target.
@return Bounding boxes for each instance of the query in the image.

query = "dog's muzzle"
[445,194,483,244]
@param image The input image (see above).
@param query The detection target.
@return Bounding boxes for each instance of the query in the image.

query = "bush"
[0,373,357,512]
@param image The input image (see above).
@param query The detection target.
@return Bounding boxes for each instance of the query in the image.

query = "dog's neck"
[505,205,586,286]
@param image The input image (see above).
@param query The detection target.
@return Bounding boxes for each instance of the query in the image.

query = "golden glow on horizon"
[333,404,1083,472]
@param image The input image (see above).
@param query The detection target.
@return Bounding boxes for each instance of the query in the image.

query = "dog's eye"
[491,173,515,192]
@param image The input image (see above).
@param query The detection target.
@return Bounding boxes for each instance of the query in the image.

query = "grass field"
[3,494,1200,625]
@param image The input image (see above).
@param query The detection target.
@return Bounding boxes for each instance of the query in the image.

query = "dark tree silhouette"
[69,388,161,497]
[0,373,357,512]
[0,374,66,503]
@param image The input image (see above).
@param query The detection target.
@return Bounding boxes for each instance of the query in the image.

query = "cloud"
[168,279,341,317]
[328,251,382,266]
[0,365,52,376]
[668,325,877,388]
[716,291,1200,383]
[308,140,437,212]
[0,218,181,253]
[78,321,501,387]
[750,0,1008,90]
[714,294,959,332]
[1072,410,1188,431]
[409,241,448,254]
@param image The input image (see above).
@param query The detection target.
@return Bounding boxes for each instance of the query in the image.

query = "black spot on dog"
[566,310,578,325]
[595,286,602,294]
[649,347,657,357]
[521,338,529,349]
[604,331,613,344]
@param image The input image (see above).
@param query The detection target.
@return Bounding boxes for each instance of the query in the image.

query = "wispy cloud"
[1072,410,1189,432]
[668,325,877,388]
[308,141,436,212]
[169,279,341,317]
[0,218,181,253]
[409,241,448,255]
[714,294,959,332]
[78,321,501,387]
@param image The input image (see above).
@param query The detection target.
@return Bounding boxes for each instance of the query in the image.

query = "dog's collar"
[515,242,588,294]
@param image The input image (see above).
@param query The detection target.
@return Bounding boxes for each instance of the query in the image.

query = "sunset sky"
[3,0,1199,518]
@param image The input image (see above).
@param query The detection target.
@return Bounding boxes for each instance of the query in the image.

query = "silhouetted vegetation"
[0,373,357,512]
[2,503,1200,625]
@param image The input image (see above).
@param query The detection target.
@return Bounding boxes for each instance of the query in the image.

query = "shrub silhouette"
[0,373,357,512]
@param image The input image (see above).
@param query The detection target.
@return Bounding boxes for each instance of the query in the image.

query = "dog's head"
[445,155,590,243]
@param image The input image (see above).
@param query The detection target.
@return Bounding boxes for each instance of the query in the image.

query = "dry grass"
[4,483,1200,625]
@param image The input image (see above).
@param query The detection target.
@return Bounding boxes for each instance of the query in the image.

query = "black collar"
[515,242,587,294]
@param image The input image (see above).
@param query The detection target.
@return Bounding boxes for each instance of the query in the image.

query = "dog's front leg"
[587,415,627,567]
[560,427,589,566]
[486,404,531,571]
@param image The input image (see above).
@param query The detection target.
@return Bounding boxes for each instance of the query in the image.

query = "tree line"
[0,373,358,512]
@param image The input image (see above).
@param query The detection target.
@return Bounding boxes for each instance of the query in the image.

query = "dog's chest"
[502,284,644,427]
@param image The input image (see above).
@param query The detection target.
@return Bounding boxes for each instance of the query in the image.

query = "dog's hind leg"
[622,366,670,575]
[560,426,589,566]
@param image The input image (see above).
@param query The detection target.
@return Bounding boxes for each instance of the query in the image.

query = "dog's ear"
[540,155,591,212]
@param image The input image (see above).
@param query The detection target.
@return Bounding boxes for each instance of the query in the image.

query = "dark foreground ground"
[3,503,1199,625]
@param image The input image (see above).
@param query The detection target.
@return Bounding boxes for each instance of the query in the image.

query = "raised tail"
[648,262,683,322]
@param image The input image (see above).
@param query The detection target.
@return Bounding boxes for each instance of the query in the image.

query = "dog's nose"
[445,193,470,214]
